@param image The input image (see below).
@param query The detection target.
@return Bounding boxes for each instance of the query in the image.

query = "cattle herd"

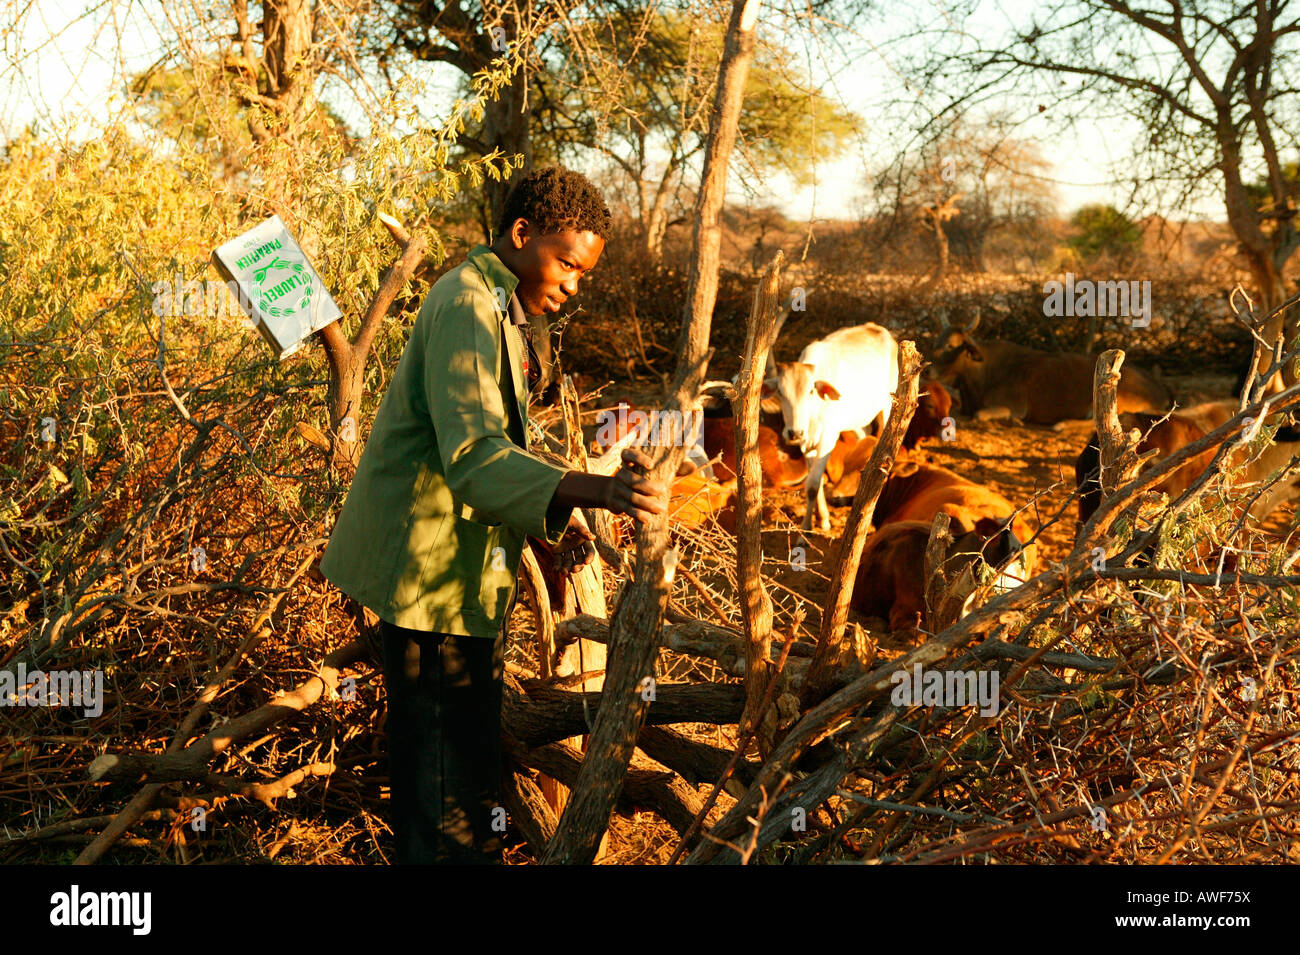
[590,313,1300,643]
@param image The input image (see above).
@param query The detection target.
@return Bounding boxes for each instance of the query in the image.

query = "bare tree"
[865,120,1055,276]
[903,0,1300,376]
[918,191,963,293]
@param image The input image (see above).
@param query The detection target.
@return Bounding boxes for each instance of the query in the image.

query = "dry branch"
[504,678,745,749]
[87,638,367,785]
[74,550,323,863]
[635,726,761,789]
[506,736,705,838]
[540,3,761,865]
[317,215,428,472]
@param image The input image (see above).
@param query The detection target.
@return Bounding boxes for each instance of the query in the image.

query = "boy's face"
[499,220,605,317]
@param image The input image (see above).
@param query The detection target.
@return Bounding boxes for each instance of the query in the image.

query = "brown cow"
[664,472,789,534]
[822,384,954,504]
[604,472,744,547]
[1074,398,1300,529]
[850,517,1031,635]
[700,397,859,490]
[821,382,956,504]
[826,435,881,504]
[667,472,737,526]
[700,411,808,487]
[874,460,1038,574]
[929,314,1170,424]
[905,380,954,449]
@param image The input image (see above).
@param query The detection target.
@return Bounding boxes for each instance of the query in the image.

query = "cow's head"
[929,311,985,383]
[762,360,841,451]
[951,515,1030,617]
[904,381,954,449]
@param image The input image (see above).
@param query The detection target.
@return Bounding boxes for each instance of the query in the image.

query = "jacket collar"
[467,244,529,424]
[467,244,520,308]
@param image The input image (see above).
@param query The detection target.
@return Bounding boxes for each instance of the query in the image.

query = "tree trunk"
[643,204,669,263]
[1217,118,1297,385]
[672,0,760,366]
[641,161,680,264]
[919,196,960,297]
[482,74,534,240]
[262,0,315,122]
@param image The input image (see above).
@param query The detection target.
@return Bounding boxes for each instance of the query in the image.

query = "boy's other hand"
[554,520,597,575]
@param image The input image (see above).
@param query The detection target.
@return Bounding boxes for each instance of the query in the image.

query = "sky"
[0,0,1226,224]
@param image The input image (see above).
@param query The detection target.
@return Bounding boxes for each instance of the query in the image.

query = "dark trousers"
[380,618,506,865]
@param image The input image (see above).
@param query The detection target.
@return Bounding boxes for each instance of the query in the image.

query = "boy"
[320,167,667,863]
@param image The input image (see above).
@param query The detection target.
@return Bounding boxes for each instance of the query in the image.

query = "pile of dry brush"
[3,258,1299,864]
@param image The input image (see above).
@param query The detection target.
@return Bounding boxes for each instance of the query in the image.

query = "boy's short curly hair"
[496,166,612,241]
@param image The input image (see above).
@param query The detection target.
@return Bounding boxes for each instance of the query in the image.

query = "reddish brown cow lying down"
[873,461,1038,574]
[827,435,881,503]
[851,517,1030,635]
[666,472,737,527]
[702,411,803,486]
[701,410,858,489]
[1074,399,1300,529]
[606,471,785,544]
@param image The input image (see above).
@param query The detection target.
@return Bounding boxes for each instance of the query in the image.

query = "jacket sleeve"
[424,289,575,543]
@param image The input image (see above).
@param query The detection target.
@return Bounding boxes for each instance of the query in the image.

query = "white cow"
[763,322,900,530]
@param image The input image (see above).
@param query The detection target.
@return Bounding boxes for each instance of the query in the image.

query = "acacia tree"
[533,1,859,262]
[1070,203,1144,265]
[946,133,1056,271]
[904,0,1300,375]
[61,0,540,471]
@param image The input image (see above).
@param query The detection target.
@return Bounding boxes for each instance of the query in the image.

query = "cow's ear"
[815,380,841,400]
[964,340,986,363]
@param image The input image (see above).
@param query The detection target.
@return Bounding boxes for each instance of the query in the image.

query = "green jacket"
[320,244,574,637]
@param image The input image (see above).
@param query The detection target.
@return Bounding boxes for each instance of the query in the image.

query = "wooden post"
[1094,349,1142,497]
[734,252,783,754]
